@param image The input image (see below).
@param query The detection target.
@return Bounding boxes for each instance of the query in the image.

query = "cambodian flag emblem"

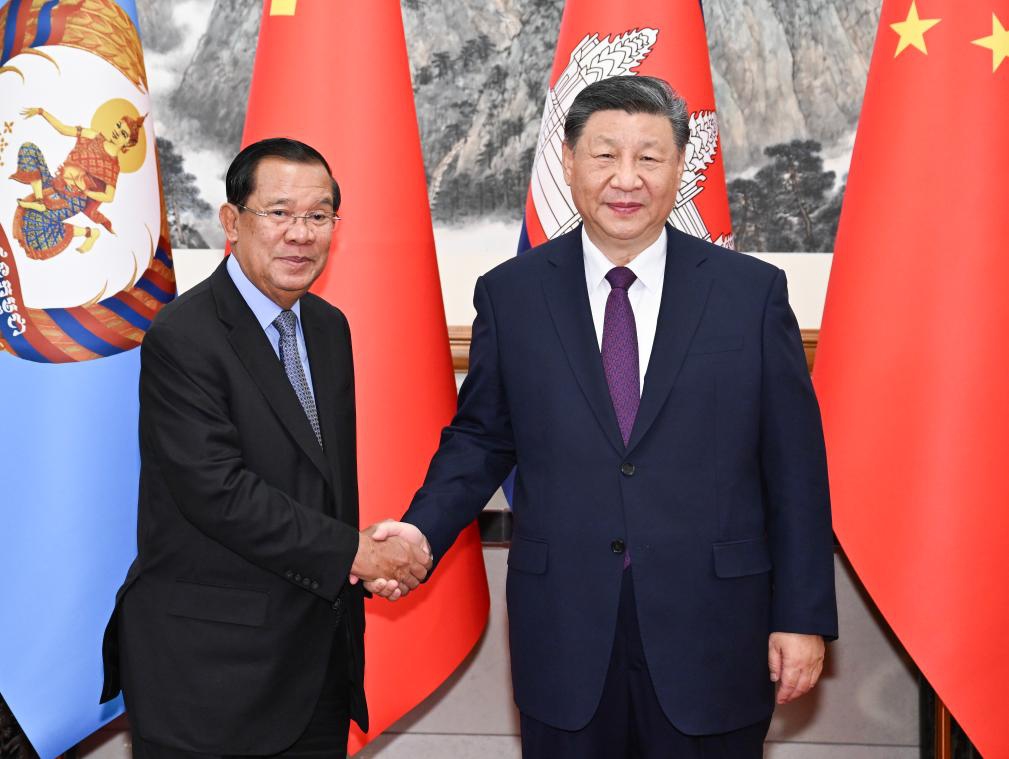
[0,0,175,363]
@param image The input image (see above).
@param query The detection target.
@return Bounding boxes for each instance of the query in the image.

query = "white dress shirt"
[582,227,667,395]
[226,254,316,396]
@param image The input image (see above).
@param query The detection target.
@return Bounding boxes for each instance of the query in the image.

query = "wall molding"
[450,326,820,373]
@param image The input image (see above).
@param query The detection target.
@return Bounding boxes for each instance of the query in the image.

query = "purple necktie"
[602,267,639,446]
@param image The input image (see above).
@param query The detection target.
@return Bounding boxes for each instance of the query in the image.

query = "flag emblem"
[528,28,731,248]
[0,0,174,364]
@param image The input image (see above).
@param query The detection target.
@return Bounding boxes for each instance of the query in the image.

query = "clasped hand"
[350,520,432,601]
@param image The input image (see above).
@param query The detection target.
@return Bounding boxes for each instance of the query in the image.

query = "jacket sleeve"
[139,320,360,603]
[760,269,839,639]
[403,275,517,562]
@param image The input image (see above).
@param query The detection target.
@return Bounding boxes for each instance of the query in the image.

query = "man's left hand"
[767,632,825,704]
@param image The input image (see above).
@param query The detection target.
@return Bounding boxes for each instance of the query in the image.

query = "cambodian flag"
[518,0,732,254]
[507,0,732,501]
[0,0,174,755]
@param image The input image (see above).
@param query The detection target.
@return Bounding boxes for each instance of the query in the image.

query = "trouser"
[520,570,771,759]
[131,632,350,759]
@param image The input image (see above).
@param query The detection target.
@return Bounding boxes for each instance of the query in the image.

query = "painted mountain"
[139,0,879,251]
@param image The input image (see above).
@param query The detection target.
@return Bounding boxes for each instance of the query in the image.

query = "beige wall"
[176,242,833,331]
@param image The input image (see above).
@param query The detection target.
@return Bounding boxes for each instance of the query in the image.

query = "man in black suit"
[374,76,838,758]
[100,138,431,758]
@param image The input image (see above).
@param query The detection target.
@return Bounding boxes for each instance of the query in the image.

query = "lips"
[606,202,644,215]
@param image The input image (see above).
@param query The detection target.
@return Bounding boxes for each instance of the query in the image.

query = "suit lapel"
[301,297,347,501]
[210,262,334,488]
[625,228,712,454]
[541,231,626,455]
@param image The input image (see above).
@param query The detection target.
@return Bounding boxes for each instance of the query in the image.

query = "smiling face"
[108,119,134,149]
[562,109,685,263]
[219,157,336,309]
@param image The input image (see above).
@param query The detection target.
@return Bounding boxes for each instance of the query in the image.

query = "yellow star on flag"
[972,13,1009,72]
[270,0,296,15]
[890,1,942,57]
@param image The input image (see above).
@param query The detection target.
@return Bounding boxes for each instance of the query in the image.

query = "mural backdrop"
[138,0,880,253]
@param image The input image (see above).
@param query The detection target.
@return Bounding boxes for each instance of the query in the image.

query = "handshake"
[349,520,432,601]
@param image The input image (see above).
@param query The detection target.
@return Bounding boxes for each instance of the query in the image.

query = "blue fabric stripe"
[136,277,173,304]
[45,309,120,357]
[4,332,48,363]
[101,298,151,331]
[31,0,59,47]
[154,245,173,269]
[0,348,137,757]
[111,0,139,37]
[2,0,24,65]
[516,215,532,255]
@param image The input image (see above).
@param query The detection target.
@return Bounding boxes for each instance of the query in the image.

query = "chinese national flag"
[814,2,1009,756]
[521,0,732,250]
[241,1,489,751]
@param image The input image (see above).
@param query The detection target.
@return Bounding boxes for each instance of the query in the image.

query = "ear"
[219,203,240,246]
[561,141,575,187]
[672,147,687,192]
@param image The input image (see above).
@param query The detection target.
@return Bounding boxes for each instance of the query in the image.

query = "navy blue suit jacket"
[404,225,837,735]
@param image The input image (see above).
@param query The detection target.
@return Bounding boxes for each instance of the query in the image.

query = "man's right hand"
[350,521,431,593]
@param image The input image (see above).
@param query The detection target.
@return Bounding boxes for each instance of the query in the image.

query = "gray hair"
[563,75,690,151]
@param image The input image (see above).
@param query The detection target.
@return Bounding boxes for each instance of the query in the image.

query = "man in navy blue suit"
[374,76,837,758]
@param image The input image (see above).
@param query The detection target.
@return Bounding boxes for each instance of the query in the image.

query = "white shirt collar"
[581,226,668,291]
[226,253,302,332]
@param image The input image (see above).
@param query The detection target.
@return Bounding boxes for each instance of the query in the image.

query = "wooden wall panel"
[449,326,820,374]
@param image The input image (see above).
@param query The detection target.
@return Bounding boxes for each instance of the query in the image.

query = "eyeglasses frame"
[235,203,341,226]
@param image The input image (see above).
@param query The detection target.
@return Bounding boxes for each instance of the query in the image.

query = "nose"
[610,156,643,192]
[283,216,314,243]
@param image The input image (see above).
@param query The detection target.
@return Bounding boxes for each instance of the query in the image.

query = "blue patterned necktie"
[273,310,323,448]
[602,267,640,446]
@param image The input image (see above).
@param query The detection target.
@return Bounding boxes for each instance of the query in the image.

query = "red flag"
[814,2,1009,756]
[522,0,732,249]
[241,1,489,751]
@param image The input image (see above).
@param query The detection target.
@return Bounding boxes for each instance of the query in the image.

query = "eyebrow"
[589,136,665,150]
[260,196,334,208]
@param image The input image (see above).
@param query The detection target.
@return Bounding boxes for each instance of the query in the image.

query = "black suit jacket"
[405,226,837,735]
[100,260,367,753]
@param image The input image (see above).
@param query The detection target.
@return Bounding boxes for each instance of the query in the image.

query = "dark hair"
[564,75,690,151]
[122,113,145,149]
[226,137,341,210]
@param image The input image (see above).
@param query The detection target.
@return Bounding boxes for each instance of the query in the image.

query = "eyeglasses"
[236,204,341,228]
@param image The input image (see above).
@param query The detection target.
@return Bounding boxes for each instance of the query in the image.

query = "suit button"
[620,463,635,476]
[611,539,625,554]
[285,570,294,579]
[294,573,302,582]
[332,598,343,612]
[302,577,311,587]
[311,580,320,590]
